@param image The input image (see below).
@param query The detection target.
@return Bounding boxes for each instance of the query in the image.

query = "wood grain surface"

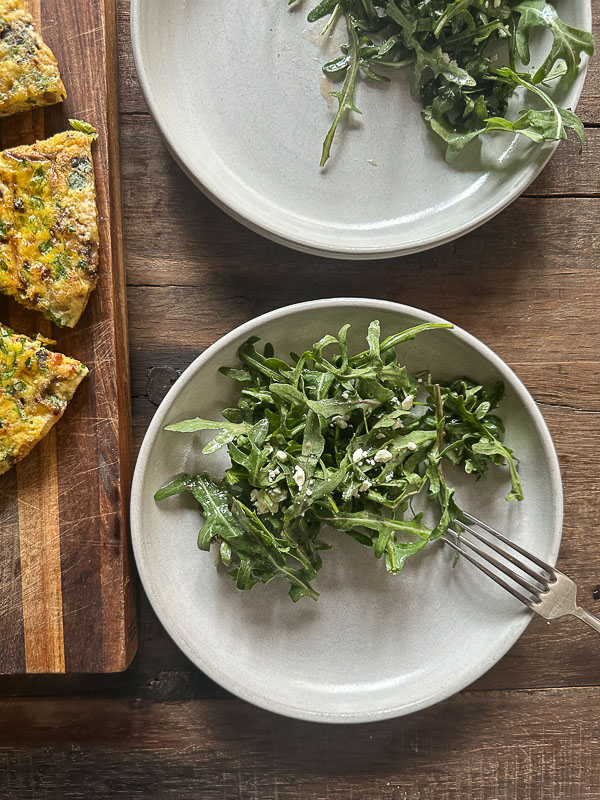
[0,0,136,673]
[1,690,600,799]
[0,689,600,800]
[0,1,598,797]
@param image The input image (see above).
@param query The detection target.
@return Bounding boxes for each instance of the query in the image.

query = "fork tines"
[442,512,556,609]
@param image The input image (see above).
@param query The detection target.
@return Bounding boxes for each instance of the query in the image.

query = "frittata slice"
[0,324,87,475]
[0,129,99,327]
[0,0,66,117]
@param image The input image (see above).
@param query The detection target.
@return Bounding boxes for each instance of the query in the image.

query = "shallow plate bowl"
[130,1,591,258]
[130,298,562,723]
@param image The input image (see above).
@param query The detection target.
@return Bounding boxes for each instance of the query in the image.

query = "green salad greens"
[156,321,523,602]
[289,0,594,165]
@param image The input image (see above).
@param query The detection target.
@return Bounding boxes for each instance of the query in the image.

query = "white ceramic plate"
[131,298,562,723]
[130,1,591,259]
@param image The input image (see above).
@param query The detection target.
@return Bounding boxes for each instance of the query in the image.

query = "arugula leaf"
[165,417,250,434]
[307,0,339,23]
[495,67,585,149]
[69,119,98,140]
[306,396,381,418]
[513,0,594,81]
[314,507,431,539]
[320,10,362,165]
[385,538,429,573]
[353,322,453,363]
[154,474,195,501]
[165,417,252,454]
[471,438,524,501]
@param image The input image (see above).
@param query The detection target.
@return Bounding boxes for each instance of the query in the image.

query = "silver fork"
[442,511,600,634]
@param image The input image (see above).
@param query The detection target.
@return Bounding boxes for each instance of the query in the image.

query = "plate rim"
[130,297,564,723]
[130,0,592,260]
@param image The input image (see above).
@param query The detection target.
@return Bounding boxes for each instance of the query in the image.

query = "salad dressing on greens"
[156,321,523,602]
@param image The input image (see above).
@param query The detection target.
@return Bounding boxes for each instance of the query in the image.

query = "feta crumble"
[271,487,287,503]
[332,414,349,429]
[251,488,286,515]
[293,465,306,488]
[352,448,367,464]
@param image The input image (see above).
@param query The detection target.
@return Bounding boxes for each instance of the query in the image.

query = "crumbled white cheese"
[407,441,417,452]
[264,444,274,454]
[341,391,349,400]
[306,489,313,497]
[352,448,367,464]
[367,458,376,466]
[250,488,271,515]
[293,465,306,488]
[374,448,393,463]
[401,394,414,411]
[332,414,349,429]
[271,486,287,504]
[250,488,288,515]
[376,433,385,440]
[442,52,450,63]
[391,396,400,405]
[359,479,372,492]
[276,450,288,462]
[268,468,280,483]
[392,419,402,430]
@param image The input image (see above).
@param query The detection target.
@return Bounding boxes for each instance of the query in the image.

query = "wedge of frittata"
[0,128,99,327]
[0,0,66,117]
[0,324,87,475]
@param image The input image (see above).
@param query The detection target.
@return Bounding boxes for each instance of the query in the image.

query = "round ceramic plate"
[131,299,563,723]
[130,1,591,259]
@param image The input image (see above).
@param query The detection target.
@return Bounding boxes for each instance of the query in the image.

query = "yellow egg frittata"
[0,0,66,117]
[0,323,87,475]
[0,129,99,327]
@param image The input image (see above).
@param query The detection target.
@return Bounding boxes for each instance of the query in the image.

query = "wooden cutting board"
[0,0,136,672]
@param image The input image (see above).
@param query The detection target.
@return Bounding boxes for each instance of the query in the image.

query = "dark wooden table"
[1,3,599,797]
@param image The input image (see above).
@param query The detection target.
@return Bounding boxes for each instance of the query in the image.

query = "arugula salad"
[156,321,523,602]
[289,0,594,165]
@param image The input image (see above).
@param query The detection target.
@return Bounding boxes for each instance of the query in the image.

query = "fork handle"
[572,607,600,635]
